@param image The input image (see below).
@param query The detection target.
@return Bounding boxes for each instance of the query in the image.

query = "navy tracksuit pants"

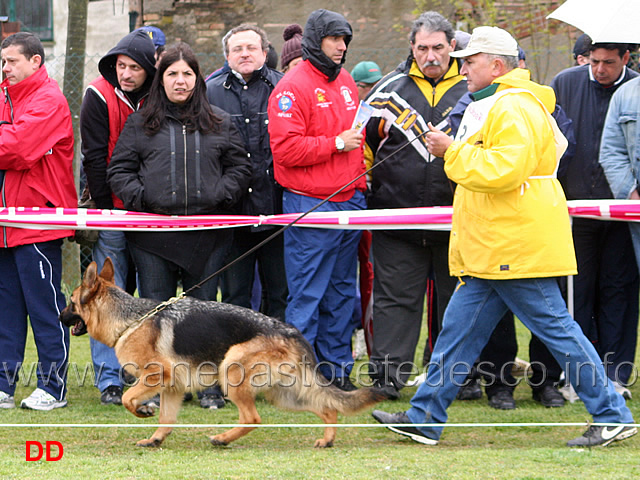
[0,240,70,400]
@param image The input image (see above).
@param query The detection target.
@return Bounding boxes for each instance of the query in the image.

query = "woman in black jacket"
[109,41,251,300]
[108,42,251,409]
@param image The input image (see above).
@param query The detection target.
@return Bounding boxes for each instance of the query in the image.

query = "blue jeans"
[283,190,364,379]
[407,276,634,441]
[91,230,129,391]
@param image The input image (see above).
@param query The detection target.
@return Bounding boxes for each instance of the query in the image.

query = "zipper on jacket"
[182,124,188,214]
[1,173,6,247]
[169,123,177,208]
[2,87,13,247]
[194,131,201,203]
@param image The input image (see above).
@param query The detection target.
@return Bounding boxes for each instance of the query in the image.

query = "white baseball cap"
[450,26,518,58]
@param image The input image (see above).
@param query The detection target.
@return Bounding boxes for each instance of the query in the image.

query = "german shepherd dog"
[60,258,387,448]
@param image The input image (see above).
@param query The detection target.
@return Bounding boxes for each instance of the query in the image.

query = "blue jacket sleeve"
[599,91,637,199]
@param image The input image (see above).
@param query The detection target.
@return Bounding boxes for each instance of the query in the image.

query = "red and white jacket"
[268,59,366,201]
[83,76,140,209]
[0,66,76,247]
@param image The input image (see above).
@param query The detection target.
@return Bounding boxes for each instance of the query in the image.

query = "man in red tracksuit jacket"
[268,9,366,391]
[0,32,77,411]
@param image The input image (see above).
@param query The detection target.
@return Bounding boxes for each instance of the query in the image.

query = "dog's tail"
[312,382,389,416]
[265,342,390,415]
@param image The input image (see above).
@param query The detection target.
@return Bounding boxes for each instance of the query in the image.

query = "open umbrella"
[547,0,640,44]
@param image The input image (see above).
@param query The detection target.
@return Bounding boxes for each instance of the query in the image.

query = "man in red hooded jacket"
[268,9,365,391]
[0,32,76,411]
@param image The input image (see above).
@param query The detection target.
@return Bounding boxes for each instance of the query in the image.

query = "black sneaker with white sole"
[100,385,123,405]
[371,410,439,445]
[199,385,226,409]
[567,425,637,447]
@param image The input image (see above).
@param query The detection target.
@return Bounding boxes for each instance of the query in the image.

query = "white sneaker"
[558,383,581,403]
[612,381,632,400]
[0,390,15,409]
[352,328,367,360]
[406,372,427,387]
[20,388,67,411]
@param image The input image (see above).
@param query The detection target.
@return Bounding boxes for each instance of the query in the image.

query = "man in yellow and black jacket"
[363,11,467,399]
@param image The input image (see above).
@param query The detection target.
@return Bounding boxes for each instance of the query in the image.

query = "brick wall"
[139,0,575,83]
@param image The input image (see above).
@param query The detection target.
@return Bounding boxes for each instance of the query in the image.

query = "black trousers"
[369,231,457,387]
[478,312,562,396]
[220,226,288,321]
[571,218,639,384]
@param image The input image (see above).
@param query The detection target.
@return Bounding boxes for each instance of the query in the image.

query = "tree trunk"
[62,0,89,289]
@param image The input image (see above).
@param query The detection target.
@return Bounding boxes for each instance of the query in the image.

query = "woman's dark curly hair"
[142,42,221,135]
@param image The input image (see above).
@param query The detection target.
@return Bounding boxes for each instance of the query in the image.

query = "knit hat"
[351,61,382,84]
[281,24,303,69]
[518,46,526,62]
[454,30,471,51]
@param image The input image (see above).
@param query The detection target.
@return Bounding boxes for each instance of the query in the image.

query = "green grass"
[0,322,638,479]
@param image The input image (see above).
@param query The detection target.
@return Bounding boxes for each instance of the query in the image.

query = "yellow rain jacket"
[444,68,577,279]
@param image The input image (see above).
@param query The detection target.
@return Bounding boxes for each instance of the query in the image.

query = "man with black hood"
[79,29,156,406]
[268,9,365,391]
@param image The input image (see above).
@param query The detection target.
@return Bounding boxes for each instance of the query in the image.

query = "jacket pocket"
[619,113,638,175]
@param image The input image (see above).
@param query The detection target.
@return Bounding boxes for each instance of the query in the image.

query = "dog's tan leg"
[122,363,169,418]
[209,384,261,446]
[313,409,338,448]
[122,382,160,418]
[136,390,183,448]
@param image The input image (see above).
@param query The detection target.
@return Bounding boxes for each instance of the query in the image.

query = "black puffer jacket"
[107,105,251,215]
[206,67,283,218]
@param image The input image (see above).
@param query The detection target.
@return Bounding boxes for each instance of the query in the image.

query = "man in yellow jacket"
[372,26,636,448]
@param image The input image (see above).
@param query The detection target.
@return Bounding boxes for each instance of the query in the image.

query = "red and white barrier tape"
[1,200,639,232]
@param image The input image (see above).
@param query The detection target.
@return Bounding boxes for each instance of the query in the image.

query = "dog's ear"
[83,261,99,289]
[80,261,101,305]
[99,257,116,283]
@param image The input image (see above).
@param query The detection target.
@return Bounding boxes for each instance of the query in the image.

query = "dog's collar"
[113,294,185,345]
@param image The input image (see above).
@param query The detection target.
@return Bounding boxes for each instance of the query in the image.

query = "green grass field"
[0,319,638,479]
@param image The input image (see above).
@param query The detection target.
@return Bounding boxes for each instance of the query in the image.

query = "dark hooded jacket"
[301,9,352,82]
[206,66,284,224]
[80,30,156,208]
